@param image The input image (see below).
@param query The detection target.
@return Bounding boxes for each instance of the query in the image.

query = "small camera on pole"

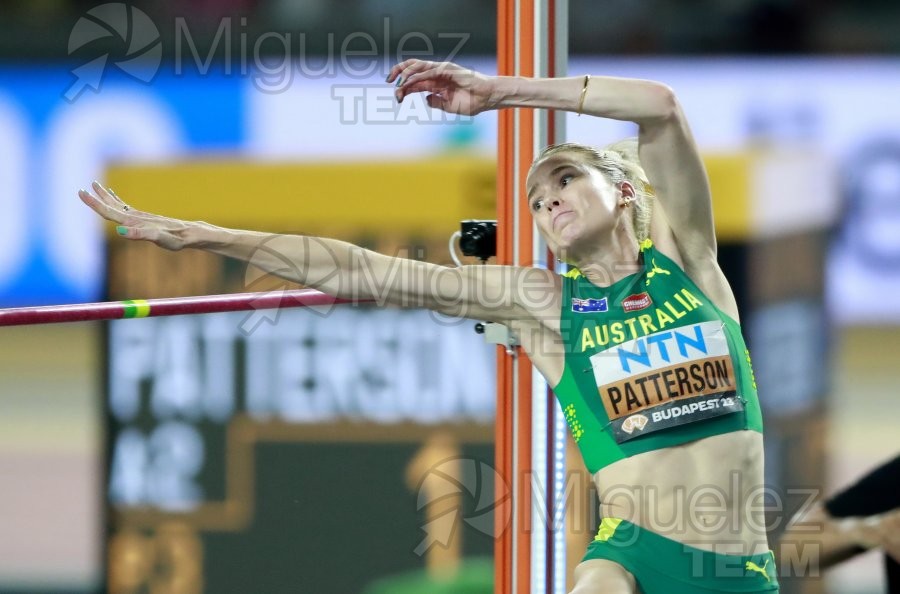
[456,219,515,351]
[459,220,497,262]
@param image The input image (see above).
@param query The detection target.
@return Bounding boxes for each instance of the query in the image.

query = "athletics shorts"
[582,518,780,593]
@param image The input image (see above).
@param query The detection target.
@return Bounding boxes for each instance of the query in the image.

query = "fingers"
[91,181,148,217]
[397,60,439,85]
[399,72,465,104]
[79,188,126,224]
[91,180,122,207]
[78,184,185,250]
[79,189,160,245]
[393,61,440,102]
[397,79,446,102]
[114,225,173,249]
[403,64,460,89]
[390,60,462,101]
[82,182,128,220]
[396,74,446,103]
[92,181,123,205]
[387,58,436,83]
[101,186,132,214]
[117,226,148,241]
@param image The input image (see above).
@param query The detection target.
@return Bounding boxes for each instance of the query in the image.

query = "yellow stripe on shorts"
[594,518,623,542]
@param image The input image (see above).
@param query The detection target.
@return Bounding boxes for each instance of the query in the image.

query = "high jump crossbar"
[0,289,368,327]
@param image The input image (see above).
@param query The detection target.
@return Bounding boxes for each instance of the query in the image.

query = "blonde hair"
[529,138,654,242]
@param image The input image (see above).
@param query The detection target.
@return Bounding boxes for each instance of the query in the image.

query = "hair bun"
[603,137,640,163]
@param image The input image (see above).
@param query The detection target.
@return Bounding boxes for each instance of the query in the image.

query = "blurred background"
[0,1,898,593]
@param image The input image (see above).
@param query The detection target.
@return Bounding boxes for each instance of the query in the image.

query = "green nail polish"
[116,226,127,236]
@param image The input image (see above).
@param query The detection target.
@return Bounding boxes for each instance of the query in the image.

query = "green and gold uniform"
[555,240,778,592]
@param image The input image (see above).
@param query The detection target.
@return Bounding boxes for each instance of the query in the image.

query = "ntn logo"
[617,325,709,373]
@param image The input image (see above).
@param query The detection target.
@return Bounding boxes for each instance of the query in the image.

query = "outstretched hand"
[387,60,500,116]
[78,181,193,251]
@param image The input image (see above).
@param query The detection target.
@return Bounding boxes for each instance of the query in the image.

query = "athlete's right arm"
[194,230,546,323]
[79,182,552,323]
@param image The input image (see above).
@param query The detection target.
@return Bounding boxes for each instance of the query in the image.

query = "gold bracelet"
[577,74,590,116]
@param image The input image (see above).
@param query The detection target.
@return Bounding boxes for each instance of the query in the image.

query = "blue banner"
[0,64,244,306]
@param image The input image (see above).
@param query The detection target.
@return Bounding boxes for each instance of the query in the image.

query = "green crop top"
[554,239,764,474]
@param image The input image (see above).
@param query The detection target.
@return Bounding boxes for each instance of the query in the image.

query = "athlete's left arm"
[629,90,740,318]
[391,66,738,314]
[492,76,714,259]
[411,70,735,313]
[441,72,715,261]
[543,77,738,316]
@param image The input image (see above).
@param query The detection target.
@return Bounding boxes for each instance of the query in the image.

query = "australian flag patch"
[571,297,608,313]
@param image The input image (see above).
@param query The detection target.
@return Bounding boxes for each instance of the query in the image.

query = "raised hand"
[78,181,195,251]
[387,60,500,116]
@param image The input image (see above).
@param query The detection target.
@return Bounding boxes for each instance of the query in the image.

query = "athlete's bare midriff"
[594,430,769,554]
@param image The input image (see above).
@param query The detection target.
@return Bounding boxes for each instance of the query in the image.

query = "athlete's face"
[525,154,631,257]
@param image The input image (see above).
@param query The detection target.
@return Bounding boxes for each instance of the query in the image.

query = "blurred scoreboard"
[103,159,500,594]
